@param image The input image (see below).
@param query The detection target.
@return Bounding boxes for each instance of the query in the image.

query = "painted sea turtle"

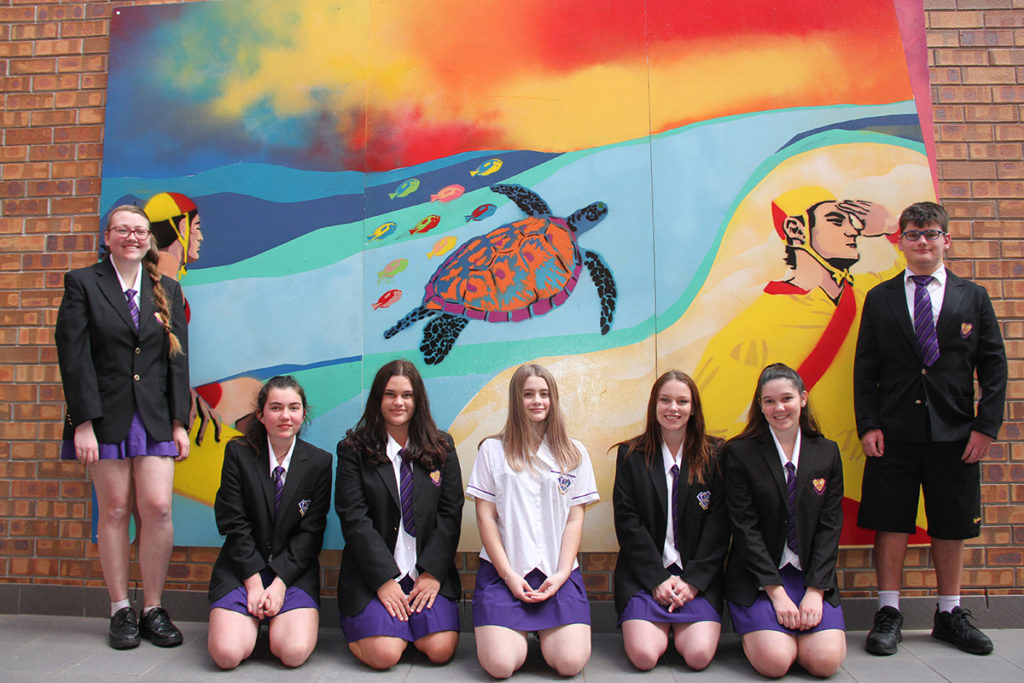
[384,183,616,364]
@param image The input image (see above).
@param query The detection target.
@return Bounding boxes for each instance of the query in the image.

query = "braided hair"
[106,205,183,357]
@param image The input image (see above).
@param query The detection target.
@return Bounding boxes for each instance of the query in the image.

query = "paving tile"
[0,641,95,674]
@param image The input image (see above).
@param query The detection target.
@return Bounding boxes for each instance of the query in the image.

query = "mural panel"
[99,0,933,549]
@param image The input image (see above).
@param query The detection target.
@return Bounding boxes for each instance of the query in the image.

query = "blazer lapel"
[883,273,917,353]
[255,445,275,520]
[936,271,965,341]
[96,258,136,332]
[646,455,669,520]
[758,433,787,504]
[137,270,154,334]
[277,442,309,523]
[375,456,401,509]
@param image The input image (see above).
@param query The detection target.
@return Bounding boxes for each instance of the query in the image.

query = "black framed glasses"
[900,229,945,242]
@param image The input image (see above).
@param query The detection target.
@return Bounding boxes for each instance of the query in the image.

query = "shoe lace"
[950,608,979,632]
[875,610,900,634]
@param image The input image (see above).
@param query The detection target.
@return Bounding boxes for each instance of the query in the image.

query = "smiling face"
[656,378,692,438]
[381,374,415,435]
[899,221,950,275]
[759,377,806,437]
[259,386,305,445]
[106,209,152,265]
[522,374,551,426]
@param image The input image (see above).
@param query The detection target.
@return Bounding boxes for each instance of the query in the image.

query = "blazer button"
[134,374,140,381]
[914,399,922,405]
[135,347,141,354]
[921,368,927,375]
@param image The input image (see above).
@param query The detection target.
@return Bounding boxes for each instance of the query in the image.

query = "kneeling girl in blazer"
[725,363,846,678]
[207,376,332,669]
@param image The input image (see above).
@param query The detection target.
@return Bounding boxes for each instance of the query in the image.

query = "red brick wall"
[2,0,1022,601]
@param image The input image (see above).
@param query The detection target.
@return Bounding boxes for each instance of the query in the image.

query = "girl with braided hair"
[56,205,191,650]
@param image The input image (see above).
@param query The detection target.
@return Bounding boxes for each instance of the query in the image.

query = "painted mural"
[99,0,935,549]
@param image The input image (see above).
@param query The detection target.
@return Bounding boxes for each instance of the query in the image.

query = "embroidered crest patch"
[696,490,710,511]
[298,499,310,517]
[557,474,572,495]
[961,322,973,338]
[430,470,441,487]
[812,478,826,495]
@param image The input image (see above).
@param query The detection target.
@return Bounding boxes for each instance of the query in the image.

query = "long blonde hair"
[106,205,183,357]
[486,364,581,473]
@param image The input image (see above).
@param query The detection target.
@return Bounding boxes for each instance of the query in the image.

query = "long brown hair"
[732,362,822,442]
[485,364,581,473]
[237,375,310,450]
[341,359,450,469]
[106,205,182,357]
[614,370,718,485]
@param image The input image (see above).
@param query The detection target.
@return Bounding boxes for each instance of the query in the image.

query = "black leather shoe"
[109,606,140,650]
[932,606,993,655]
[139,606,183,647]
[865,606,903,655]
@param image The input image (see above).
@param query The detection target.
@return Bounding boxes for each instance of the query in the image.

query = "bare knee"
[350,638,406,670]
[625,639,664,670]
[137,497,173,526]
[547,646,590,677]
[271,637,315,668]
[417,633,458,665]
[208,639,252,670]
[799,647,845,678]
[682,645,715,671]
[479,648,525,679]
[750,652,793,679]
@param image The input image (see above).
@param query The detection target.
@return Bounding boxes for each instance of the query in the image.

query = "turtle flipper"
[567,201,608,234]
[420,313,469,365]
[384,306,435,339]
[490,183,551,217]
[584,250,616,334]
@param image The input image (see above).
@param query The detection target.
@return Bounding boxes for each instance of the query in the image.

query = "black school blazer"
[55,256,190,443]
[209,437,333,604]
[724,431,843,608]
[335,434,463,617]
[612,440,729,614]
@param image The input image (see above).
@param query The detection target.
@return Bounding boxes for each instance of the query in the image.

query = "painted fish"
[466,203,497,222]
[372,289,402,310]
[430,184,465,203]
[367,221,397,242]
[470,158,502,177]
[377,258,408,284]
[427,235,457,260]
[389,178,420,199]
[409,215,441,235]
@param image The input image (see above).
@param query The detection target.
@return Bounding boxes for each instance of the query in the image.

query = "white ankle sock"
[937,595,960,613]
[878,590,900,611]
[110,599,130,617]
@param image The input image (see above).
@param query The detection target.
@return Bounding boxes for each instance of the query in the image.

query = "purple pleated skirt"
[472,559,591,632]
[210,568,317,622]
[339,575,460,643]
[619,563,721,626]
[60,411,177,461]
[727,564,845,636]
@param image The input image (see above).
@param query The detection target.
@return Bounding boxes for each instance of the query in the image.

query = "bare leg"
[932,538,964,597]
[268,608,319,667]
[91,461,133,603]
[207,608,259,669]
[413,630,458,664]
[348,635,408,670]
[539,623,591,677]
[674,620,721,671]
[475,625,528,679]
[742,630,797,678]
[132,456,176,608]
[621,619,669,670]
[874,531,909,591]
[796,629,847,677]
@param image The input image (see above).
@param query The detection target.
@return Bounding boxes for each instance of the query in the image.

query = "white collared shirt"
[112,263,142,310]
[903,264,946,327]
[387,434,419,581]
[266,435,295,484]
[661,441,684,570]
[768,428,802,571]
[467,437,600,577]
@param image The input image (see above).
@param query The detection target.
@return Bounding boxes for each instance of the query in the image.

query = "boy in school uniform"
[854,202,1007,656]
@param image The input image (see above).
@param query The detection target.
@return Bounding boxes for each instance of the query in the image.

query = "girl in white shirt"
[466,363,599,678]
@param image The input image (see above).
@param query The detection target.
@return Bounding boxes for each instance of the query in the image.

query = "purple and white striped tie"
[785,461,798,555]
[125,289,139,329]
[911,275,940,367]
[399,450,416,537]
[273,466,285,515]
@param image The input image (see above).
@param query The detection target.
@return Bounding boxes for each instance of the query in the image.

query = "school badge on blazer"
[812,478,826,495]
[696,490,710,511]
[961,322,974,338]
[430,470,441,486]
[298,499,310,517]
